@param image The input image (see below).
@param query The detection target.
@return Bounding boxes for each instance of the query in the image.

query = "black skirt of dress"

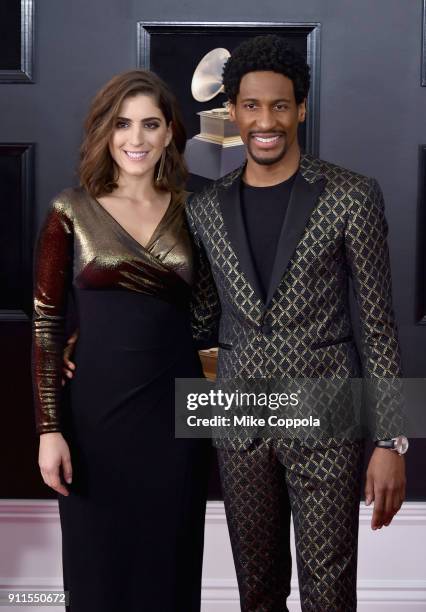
[58,289,210,612]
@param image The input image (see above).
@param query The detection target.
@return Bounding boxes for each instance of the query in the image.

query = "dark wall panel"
[0,2,21,70]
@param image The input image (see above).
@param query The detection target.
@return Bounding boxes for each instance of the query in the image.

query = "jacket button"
[261,323,273,335]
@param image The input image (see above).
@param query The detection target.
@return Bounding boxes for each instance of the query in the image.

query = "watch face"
[395,436,409,454]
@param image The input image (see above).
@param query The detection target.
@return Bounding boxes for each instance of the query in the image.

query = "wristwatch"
[375,435,409,455]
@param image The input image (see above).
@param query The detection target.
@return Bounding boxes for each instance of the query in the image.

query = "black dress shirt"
[240,172,297,300]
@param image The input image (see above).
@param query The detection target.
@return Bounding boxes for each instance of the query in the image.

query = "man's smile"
[250,133,283,149]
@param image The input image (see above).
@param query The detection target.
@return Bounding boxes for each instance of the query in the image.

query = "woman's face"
[109,93,172,182]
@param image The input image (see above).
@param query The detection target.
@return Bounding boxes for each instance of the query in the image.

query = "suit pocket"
[311,335,353,350]
[218,341,233,350]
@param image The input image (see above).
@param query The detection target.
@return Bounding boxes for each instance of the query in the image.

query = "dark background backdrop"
[0,0,425,499]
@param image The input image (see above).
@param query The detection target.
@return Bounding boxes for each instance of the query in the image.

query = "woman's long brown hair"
[79,70,188,198]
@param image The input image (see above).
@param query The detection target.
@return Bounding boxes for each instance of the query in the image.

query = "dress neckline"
[89,191,174,253]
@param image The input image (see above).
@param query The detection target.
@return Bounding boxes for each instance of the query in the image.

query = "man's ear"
[228,102,236,122]
[298,99,307,123]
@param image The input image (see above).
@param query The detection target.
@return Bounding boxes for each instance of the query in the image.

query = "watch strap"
[375,439,395,449]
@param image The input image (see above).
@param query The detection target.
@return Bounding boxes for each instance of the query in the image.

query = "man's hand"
[62,330,78,385]
[365,447,406,530]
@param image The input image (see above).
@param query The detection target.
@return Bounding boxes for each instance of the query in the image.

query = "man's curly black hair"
[222,35,310,105]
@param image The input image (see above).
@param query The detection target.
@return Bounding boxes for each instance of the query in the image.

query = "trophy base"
[194,134,243,147]
[185,137,246,180]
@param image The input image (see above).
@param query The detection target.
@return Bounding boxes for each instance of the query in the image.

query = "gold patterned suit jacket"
[187,153,403,449]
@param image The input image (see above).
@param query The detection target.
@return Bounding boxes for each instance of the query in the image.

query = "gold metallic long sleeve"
[32,196,74,433]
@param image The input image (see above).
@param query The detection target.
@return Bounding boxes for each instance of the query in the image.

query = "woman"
[33,70,210,611]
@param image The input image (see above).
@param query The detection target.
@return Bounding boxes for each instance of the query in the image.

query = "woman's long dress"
[32,187,210,611]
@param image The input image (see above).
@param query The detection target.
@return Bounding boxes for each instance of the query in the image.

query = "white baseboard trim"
[205,499,426,522]
[0,500,425,611]
[1,578,424,600]
[201,577,426,599]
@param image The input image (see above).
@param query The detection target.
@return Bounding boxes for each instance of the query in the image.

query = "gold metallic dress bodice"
[32,187,195,434]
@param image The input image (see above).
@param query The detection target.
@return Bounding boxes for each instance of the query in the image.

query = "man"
[187,35,407,611]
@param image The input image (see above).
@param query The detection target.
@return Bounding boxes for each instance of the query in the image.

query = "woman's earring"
[156,148,166,183]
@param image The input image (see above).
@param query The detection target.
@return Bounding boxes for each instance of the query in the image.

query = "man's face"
[228,71,306,166]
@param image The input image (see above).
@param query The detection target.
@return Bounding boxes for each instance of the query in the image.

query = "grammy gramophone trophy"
[184,48,246,180]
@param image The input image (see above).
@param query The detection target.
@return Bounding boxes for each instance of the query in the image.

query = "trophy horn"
[191,48,231,103]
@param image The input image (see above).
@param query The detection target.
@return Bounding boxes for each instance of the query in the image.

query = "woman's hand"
[38,432,72,496]
[62,330,78,385]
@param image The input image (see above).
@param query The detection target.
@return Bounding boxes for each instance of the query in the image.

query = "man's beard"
[246,136,288,166]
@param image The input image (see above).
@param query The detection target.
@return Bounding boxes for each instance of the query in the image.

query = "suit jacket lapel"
[218,169,265,302]
[264,169,327,307]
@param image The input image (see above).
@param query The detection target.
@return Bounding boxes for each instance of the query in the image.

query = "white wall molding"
[205,499,426,521]
[0,501,59,521]
[358,502,426,524]
[0,500,425,611]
